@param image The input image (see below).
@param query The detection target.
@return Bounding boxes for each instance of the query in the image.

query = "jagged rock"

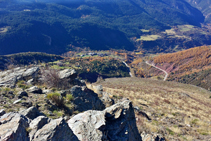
[70,86,105,112]
[58,69,77,79]
[93,85,103,95]
[17,91,28,98]
[68,110,105,141]
[33,118,78,141]
[0,109,5,116]
[29,116,49,140]
[23,67,39,78]
[0,113,29,141]
[13,99,22,104]
[26,86,42,94]
[68,100,141,141]
[0,67,39,87]
[19,106,43,120]
[100,92,114,107]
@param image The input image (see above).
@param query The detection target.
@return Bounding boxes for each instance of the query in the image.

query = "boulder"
[0,67,39,88]
[19,106,43,120]
[17,91,28,98]
[22,67,39,78]
[69,86,105,112]
[58,69,77,79]
[68,100,141,141]
[0,113,29,141]
[68,111,105,141]
[0,109,5,117]
[29,116,49,140]
[13,99,22,104]
[33,118,78,141]
[26,86,42,94]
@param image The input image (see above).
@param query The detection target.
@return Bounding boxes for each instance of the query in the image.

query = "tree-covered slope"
[185,0,211,23]
[0,0,205,55]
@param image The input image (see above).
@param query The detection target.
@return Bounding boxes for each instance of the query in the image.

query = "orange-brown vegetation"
[153,46,211,73]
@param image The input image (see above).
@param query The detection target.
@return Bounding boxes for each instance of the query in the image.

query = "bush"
[47,92,64,107]
[66,94,74,101]
[17,80,30,90]
[41,68,70,90]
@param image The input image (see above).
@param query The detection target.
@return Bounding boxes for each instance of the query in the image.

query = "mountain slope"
[152,46,211,90]
[185,0,211,23]
[0,0,205,55]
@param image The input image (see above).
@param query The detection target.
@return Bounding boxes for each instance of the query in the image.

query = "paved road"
[145,61,168,81]
[122,61,133,77]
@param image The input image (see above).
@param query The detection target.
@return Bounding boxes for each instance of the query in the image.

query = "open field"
[96,77,211,140]
[137,35,162,41]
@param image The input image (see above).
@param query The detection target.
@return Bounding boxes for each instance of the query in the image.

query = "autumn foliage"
[153,46,211,73]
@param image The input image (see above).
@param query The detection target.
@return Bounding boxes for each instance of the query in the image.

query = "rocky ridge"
[0,66,165,141]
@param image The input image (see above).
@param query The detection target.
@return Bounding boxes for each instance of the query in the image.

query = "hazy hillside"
[185,0,211,23]
[0,0,206,55]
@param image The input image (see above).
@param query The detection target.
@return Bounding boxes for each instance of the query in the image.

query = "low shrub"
[47,92,64,107]
[66,94,74,102]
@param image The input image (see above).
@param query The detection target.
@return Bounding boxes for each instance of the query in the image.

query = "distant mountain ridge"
[185,0,211,23]
[0,0,206,55]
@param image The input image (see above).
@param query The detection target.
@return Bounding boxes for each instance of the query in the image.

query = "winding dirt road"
[145,61,168,81]
[122,61,133,77]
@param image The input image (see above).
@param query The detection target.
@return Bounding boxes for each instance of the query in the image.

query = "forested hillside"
[0,0,206,55]
[152,46,211,90]
[185,0,211,23]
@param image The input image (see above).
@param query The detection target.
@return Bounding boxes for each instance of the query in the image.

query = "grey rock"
[19,106,43,120]
[100,92,114,107]
[0,113,29,141]
[27,79,34,85]
[0,109,5,117]
[23,67,39,78]
[68,110,105,141]
[29,116,49,140]
[68,100,141,141]
[58,69,77,79]
[18,91,28,98]
[21,101,33,108]
[33,118,78,141]
[42,89,52,94]
[69,86,105,112]
[0,67,39,87]
[26,86,42,94]
[13,99,22,104]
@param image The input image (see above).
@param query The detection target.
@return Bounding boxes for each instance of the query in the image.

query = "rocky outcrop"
[70,86,105,112]
[26,86,42,94]
[17,91,28,98]
[32,118,78,141]
[0,100,144,141]
[19,106,43,120]
[0,67,39,87]
[68,100,142,141]
[58,69,77,79]
[0,113,29,141]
